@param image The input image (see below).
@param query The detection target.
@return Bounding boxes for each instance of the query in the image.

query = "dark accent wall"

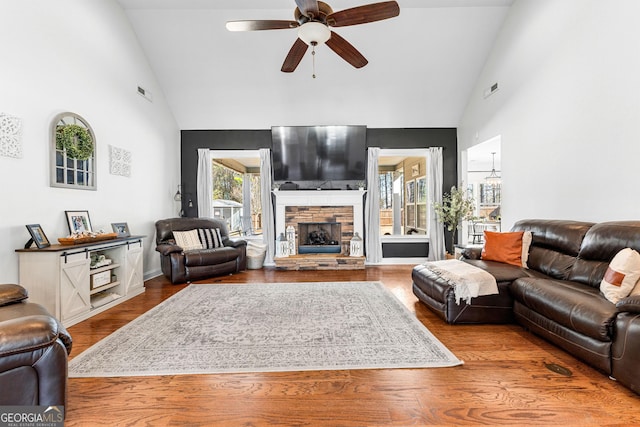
[180,130,272,217]
[180,128,458,251]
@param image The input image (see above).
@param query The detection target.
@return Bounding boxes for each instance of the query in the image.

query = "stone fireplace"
[274,190,365,257]
[285,206,353,254]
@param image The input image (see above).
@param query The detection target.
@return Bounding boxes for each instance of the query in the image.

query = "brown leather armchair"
[0,284,72,407]
[155,217,247,284]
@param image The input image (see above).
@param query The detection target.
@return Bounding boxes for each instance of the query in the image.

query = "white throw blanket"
[422,259,498,304]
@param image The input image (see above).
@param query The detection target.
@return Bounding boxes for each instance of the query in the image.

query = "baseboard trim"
[144,269,163,281]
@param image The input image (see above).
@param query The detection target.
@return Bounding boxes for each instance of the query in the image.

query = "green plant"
[433,185,475,251]
[56,124,94,160]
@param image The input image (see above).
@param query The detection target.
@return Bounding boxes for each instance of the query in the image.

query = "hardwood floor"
[66,266,639,426]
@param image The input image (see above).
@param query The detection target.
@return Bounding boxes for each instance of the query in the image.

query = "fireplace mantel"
[273,190,366,251]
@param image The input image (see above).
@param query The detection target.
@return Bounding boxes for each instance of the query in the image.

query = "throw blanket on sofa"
[422,259,498,304]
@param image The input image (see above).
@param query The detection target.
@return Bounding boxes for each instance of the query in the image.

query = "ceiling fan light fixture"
[298,22,330,45]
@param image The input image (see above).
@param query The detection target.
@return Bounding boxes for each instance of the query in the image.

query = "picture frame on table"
[25,224,50,249]
[65,210,92,234]
[111,222,131,238]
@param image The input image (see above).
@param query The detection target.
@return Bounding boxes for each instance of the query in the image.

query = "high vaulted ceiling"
[117,0,513,130]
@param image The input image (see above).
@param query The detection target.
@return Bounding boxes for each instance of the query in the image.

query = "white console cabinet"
[16,236,145,327]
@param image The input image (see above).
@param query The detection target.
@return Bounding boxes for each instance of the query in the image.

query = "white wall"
[0,0,180,283]
[458,0,640,229]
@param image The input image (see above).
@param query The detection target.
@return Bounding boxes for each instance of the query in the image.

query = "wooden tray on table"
[58,233,118,245]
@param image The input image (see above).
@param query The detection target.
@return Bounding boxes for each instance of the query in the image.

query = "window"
[378,149,429,236]
[50,112,96,190]
[416,177,427,230]
[479,183,501,206]
[210,151,263,237]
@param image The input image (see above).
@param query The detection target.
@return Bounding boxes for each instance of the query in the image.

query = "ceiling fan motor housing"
[295,1,334,24]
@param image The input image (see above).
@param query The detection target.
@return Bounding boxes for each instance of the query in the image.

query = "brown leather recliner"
[0,284,72,407]
[155,217,247,284]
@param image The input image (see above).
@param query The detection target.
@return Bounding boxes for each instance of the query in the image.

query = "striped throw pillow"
[173,230,203,251]
[198,228,224,249]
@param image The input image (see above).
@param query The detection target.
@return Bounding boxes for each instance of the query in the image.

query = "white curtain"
[242,173,252,235]
[365,147,382,263]
[197,148,212,218]
[427,147,445,260]
[259,148,275,265]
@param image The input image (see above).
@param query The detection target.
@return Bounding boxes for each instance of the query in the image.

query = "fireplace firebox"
[298,222,342,254]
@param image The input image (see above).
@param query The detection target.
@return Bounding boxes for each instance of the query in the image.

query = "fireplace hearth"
[298,222,342,254]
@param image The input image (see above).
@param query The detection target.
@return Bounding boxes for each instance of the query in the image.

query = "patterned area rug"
[68,282,462,377]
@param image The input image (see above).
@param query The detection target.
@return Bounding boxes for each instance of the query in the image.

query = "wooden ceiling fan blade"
[325,31,368,69]
[281,38,309,73]
[326,1,400,27]
[295,0,320,19]
[226,20,299,31]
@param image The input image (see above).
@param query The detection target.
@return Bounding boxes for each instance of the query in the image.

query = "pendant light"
[485,152,501,185]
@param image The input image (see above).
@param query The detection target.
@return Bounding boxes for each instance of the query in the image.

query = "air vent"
[483,82,499,99]
[137,86,152,102]
[544,362,572,377]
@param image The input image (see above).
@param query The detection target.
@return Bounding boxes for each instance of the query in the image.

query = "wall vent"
[137,85,152,102]
[483,82,499,99]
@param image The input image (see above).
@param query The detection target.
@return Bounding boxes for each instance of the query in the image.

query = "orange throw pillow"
[481,231,525,267]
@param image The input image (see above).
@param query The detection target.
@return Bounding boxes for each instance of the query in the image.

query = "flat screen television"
[271,125,366,186]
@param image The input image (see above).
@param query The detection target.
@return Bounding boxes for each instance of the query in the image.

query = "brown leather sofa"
[412,219,640,395]
[155,217,247,284]
[0,284,72,407]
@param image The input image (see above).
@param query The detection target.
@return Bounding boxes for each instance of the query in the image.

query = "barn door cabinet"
[16,236,145,327]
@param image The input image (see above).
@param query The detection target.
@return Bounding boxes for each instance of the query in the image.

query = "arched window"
[50,112,96,190]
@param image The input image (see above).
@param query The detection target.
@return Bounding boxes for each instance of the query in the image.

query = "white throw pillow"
[600,248,640,303]
[173,230,203,251]
[521,231,533,268]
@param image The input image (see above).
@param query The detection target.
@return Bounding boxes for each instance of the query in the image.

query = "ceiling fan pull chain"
[311,41,317,79]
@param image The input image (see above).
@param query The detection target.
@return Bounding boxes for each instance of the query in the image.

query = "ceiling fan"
[226,0,400,76]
